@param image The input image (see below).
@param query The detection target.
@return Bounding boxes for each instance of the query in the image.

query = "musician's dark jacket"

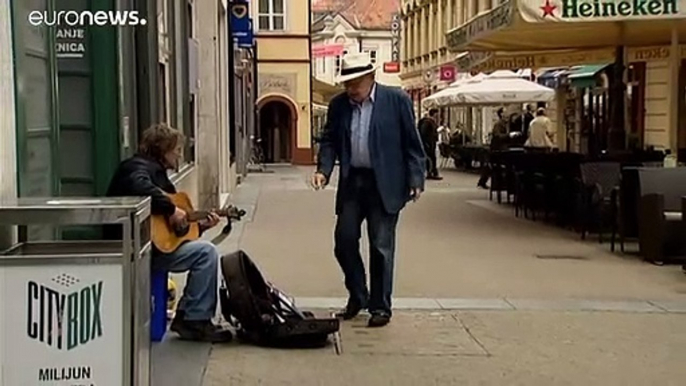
[104,154,177,242]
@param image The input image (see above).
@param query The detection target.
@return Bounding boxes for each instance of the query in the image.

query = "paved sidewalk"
[223,166,686,301]
[155,165,686,386]
[203,310,686,386]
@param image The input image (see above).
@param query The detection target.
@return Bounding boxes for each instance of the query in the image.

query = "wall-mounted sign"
[230,1,253,47]
[312,44,345,58]
[56,28,86,59]
[439,65,456,81]
[383,62,401,73]
[237,19,254,48]
[258,73,297,98]
[390,13,401,63]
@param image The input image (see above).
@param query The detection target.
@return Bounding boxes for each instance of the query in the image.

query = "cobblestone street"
[154,166,686,386]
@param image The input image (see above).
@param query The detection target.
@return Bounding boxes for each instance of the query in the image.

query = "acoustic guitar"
[151,191,246,254]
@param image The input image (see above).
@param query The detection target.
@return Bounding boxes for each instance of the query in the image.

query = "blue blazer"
[317,84,426,215]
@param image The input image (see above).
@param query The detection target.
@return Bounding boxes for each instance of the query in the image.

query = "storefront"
[8,0,194,240]
[446,0,686,156]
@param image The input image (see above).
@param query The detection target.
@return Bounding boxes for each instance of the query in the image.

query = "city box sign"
[1,265,123,386]
[520,0,684,22]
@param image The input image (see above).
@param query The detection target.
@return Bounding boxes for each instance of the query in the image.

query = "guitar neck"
[186,210,225,222]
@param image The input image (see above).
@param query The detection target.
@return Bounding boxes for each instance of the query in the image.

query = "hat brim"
[335,66,377,84]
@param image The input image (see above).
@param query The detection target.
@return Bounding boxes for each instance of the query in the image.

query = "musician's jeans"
[154,240,219,321]
[334,169,400,315]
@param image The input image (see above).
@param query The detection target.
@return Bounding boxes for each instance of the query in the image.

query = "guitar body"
[151,192,201,254]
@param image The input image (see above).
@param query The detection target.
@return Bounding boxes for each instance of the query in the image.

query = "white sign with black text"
[1,264,123,386]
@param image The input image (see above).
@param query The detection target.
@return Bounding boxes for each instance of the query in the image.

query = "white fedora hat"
[336,52,377,84]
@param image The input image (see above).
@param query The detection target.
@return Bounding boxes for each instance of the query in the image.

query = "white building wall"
[0,0,17,249]
[312,18,401,87]
[194,0,232,208]
[644,60,670,150]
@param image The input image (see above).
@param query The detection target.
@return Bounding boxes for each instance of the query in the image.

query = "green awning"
[566,64,610,89]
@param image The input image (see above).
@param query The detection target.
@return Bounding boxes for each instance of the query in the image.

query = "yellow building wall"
[257,62,312,150]
[644,61,670,149]
[258,38,310,61]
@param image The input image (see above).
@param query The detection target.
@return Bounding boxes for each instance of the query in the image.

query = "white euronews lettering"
[27,10,147,26]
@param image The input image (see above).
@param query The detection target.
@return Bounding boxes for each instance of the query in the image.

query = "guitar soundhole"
[173,224,190,237]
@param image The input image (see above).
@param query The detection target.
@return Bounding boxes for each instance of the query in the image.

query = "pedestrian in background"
[418,108,443,180]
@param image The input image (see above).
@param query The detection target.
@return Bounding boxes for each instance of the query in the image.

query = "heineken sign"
[529,0,682,20]
[1,265,123,386]
[559,0,677,18]
[26,275,104,351]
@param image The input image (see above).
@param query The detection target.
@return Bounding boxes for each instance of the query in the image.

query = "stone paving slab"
[648,299,686,313]
[505,298,664,313]
[152,336,210,386]
[294,297,686,313]
[339,312,487,357]
[436,297,514,310]
[202,310,686,386]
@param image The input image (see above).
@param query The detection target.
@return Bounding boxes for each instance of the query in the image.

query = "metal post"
[227,3,237,165]
[668,23,679,155]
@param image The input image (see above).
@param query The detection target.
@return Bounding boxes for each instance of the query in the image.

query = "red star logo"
[541,0,557,17]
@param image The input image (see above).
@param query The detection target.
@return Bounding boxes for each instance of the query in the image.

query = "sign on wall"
[230,1,254,47]
[390,13,401,62]
[56,28,87,59]
[259,73,297,99]
[439,65,456,82]
[312,44,345,58]
[385,13,401,73]
[1,264,123,386]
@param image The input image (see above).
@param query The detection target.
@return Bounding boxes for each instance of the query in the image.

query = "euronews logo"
[28,10,147,26]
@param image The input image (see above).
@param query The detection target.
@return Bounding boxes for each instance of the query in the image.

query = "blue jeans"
[334,169,400,315]
[154,240,219,321]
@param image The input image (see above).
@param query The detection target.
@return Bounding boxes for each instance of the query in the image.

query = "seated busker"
[105,124,232,343]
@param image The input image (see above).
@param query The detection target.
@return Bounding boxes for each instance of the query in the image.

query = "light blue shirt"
[349,83,376,168]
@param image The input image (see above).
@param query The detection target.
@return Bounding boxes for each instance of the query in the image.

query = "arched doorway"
[258,96,297,163]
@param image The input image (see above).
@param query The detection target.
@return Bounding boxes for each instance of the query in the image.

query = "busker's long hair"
[138,123,184,161]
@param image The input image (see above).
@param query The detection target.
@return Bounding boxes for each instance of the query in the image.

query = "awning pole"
[668,23,679,155]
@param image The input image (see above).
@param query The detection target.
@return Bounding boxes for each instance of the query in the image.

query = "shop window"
[258,0,285,31]
[364,49,377,65]
[335,49,348,75]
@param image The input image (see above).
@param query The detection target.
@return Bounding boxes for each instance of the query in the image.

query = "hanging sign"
[390,13,401,63]
[439,65,456,81]
[230,1,253,47]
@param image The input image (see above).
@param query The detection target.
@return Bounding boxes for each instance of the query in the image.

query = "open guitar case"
[219,250,340,348]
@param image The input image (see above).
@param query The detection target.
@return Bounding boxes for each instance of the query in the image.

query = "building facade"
[402,0,685,154]
[251,0,314,165]
[311,0,402,87]
[400,0,485,115]
[2,0,237,244]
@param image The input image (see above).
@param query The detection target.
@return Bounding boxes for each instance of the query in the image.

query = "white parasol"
[450,70,555,105]
[421,73,487,109]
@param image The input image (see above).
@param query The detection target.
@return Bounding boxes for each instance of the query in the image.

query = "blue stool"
[151,270,169,342]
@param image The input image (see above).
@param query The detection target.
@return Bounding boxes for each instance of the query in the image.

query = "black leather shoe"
[170,314,233,343]
[368,312,391,328]
[335,302,364,320]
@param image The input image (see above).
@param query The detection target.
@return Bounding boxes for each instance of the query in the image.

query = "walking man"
[311,52,426,327]
[418,108,443,180]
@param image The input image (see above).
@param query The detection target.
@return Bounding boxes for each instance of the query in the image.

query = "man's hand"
[170,207,188,227]
[199,211,221,229]
[311,172,328,190]
[410,187,423,202]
